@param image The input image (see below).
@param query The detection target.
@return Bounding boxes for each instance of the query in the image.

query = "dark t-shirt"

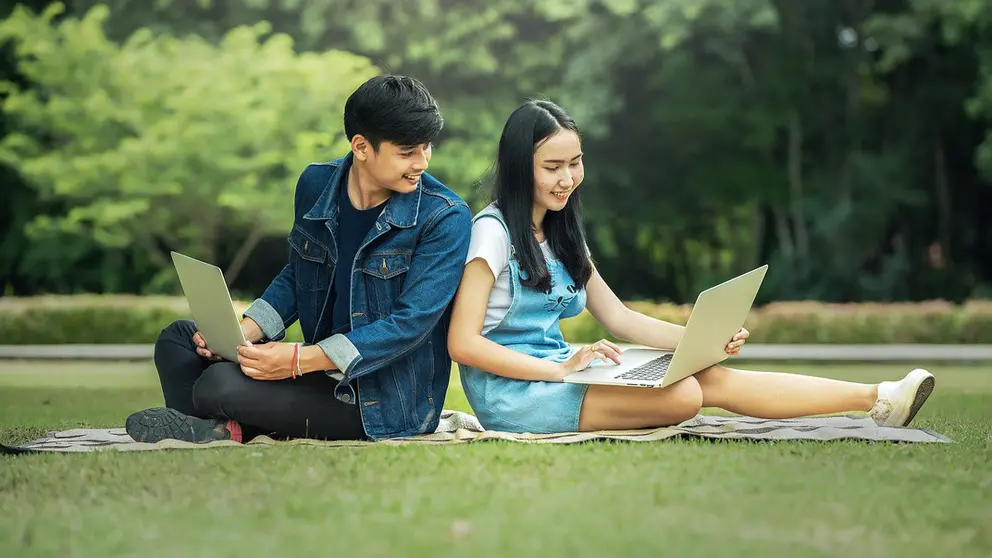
[331,176,385,335]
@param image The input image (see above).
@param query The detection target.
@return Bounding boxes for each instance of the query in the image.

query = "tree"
[0,3,377,291]
[3,0,990,301]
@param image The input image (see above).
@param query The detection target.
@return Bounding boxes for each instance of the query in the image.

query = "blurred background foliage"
[2,0,991,305]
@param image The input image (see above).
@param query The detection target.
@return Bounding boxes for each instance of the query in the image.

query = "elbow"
[604,307,635,341]
[447,331,470,364]
[448,329,485,367]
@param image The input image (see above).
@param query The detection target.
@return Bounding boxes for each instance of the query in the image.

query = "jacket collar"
[303,152,421,228]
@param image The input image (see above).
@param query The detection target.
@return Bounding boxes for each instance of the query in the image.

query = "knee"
[663,376,703,423]
[694,364,729,390]
[192,363,243,414]
[156,319,196,347]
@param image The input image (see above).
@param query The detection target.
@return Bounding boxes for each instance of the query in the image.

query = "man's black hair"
[343,75,443,151]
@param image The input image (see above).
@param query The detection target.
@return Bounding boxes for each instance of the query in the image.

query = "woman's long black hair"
[492,100,592,293]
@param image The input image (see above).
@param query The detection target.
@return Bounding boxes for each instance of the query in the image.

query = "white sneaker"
[868,368,935,427]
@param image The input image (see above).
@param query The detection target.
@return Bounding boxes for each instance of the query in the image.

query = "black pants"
[153,320,367,441]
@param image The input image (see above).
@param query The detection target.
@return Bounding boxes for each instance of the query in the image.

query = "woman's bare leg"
[578,376,703,430]
[695,364,877,418]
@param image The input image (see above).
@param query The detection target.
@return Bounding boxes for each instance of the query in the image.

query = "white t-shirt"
[465,214,558,335]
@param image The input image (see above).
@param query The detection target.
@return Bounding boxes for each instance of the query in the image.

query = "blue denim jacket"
[242,153,472,440]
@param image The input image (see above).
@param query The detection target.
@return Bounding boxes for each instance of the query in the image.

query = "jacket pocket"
[360,252,411,317]
[289,226,330,292]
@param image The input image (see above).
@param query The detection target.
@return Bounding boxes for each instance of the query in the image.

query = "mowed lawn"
[1,360,990,558]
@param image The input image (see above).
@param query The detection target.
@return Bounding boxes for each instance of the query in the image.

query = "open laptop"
[170,251,248,362]
[563,265,768,388]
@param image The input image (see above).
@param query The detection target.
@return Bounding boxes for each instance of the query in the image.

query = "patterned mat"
[1,411,950,454]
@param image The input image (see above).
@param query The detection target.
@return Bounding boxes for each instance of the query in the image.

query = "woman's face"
[532,129,584,213]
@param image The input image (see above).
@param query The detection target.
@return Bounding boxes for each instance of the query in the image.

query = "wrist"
[240,317,264,343]
[300,345,338,374]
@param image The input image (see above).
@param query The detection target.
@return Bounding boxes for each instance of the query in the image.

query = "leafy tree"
[0,3,376,291]
[3,0,991,302]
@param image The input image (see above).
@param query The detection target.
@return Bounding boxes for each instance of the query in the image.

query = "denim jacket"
[242,153,472,440]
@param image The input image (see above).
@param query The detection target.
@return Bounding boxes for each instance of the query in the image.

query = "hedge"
[560,300,992,345]
[0,296,990,345]
[0,295,305,345]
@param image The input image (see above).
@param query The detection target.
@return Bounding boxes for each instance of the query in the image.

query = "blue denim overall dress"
[458,206,590,433]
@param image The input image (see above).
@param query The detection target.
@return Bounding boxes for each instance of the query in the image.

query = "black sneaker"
[126,408,232,443]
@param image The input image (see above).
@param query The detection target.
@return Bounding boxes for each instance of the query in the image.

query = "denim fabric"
[459,205,589,433]
[243,153,472,440]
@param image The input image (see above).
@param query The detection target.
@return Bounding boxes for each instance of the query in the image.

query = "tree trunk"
[935,139,952,268]
[774,206,795,260]
[787,109,809,259]
[226,227,265,287]
[752,202,766,268]
[839,0,872,206]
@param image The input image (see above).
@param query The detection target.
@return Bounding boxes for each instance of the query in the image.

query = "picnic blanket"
[1,411,950,454]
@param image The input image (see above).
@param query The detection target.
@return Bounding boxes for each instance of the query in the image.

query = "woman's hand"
[557,339,624,379]
[725,327,749,356]
[236,341,297,380]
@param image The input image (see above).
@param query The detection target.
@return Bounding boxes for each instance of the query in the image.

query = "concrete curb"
[1,344,992,362]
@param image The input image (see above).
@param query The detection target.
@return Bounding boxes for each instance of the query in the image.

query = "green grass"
[1,360,990,558]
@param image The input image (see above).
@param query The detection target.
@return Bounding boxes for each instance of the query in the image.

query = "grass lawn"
[1,360,990,558]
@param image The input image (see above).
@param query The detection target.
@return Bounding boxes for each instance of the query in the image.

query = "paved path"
[1,344,991,362]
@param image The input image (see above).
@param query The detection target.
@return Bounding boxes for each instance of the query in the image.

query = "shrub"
[1,296,989,345]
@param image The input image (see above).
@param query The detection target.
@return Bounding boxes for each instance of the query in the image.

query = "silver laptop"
[170,251,248,362]
[563,265,768,388]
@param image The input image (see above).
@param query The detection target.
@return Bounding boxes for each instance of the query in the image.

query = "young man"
[126,75,472,443]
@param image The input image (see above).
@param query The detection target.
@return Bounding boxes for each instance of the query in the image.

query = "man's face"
[355,138,433,194]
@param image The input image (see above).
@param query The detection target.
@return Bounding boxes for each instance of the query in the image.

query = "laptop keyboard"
[616,353,674,382]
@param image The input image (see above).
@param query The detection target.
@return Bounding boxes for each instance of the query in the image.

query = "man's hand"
[725,327,749,356]
[237,341,297,381]
[194,317,263,361]
[193,330,223,361]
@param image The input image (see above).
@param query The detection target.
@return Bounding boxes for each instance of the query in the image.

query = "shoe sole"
[902,373,935,427]
[126,408,227,443]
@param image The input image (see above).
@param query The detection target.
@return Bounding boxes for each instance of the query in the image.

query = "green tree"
[4,0,991,301]
[0,3,376,291]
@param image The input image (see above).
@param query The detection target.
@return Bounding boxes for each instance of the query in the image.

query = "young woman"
[447,99,935,434]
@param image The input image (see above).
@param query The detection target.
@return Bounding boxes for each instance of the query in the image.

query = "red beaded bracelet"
[291,343,299,380]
